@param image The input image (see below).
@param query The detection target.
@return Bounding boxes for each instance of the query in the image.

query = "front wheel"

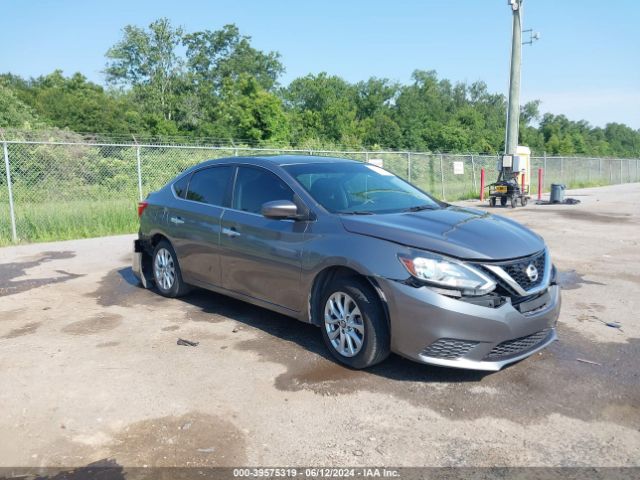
[152,240,191,298]
[319,277,390,369]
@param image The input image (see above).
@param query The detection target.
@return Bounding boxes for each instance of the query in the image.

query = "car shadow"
[118,267,490,384]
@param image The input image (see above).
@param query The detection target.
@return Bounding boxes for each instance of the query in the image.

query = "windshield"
[284,162,441,214]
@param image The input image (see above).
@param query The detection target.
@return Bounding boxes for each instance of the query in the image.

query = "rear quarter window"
[173,174,190,198]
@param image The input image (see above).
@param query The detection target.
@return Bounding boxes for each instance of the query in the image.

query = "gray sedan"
[133,155,560,370]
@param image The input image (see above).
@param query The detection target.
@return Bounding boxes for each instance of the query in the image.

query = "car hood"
[340,206,545,261]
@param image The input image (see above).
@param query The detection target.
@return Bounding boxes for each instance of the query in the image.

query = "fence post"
[471,154,477,194]
[136,145,143,201]
[599,158,602,180]
[407,152,411,182]
[439,153,445,200]
[620,160,623,184]
[234,148,238,157]
[560,157,564,182]
[480,168,485,201]
[3,142,17,242]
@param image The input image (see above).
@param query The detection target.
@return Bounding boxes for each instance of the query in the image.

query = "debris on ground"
[576,358,601,366]
[536,198,581,205]
[600,320,622,329]
[177,338,199,347]
[232,327,239,333]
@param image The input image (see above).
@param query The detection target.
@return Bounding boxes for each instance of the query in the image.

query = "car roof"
[196,154,359,169]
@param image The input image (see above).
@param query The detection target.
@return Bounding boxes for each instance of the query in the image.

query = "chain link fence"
[1,140,639,245]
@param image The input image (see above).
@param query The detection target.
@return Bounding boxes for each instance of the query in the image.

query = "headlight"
[399,252,496,296]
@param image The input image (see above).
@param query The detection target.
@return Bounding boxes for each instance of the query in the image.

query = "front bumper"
[379,279,561,371]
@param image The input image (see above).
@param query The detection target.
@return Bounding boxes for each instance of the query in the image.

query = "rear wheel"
[510,196,517,208]
[521,196,529,206]
[489,197,496,207]
[319,277,390,369]
[500,196,507,207]
[152,240,191,298]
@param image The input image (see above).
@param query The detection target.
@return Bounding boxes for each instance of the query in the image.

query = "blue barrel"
[550,184,566,203]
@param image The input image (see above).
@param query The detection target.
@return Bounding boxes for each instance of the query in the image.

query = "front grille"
[501,250,546,291]
[485,329,551,360]
[421,338,478,360]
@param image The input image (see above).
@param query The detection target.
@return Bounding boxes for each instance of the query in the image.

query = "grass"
[0,198,138,246]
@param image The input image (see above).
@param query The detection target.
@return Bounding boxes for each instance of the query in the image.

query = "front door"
[220,166,308,312]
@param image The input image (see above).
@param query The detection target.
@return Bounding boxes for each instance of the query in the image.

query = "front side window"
[284,162,440,214]
[185,166,234,206]
[233,167,294,214]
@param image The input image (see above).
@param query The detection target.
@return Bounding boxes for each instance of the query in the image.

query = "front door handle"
[222,227,240,238]
[170,216,185,225]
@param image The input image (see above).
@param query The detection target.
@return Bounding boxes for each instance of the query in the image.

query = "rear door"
[219,166,308,312]
[168,165,234,286]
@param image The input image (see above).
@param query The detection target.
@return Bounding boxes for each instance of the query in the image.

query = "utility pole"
[505,0,523,155]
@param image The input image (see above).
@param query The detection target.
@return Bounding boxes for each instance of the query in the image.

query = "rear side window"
[173,174,190,198]
[185,166,234,206]
[233,167,294,214]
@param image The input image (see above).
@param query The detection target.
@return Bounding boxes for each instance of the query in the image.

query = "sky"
[1,0,639,129]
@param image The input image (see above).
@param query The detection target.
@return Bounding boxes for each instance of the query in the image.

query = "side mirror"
[261,200,300,220]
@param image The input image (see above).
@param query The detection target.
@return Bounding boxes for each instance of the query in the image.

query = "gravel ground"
[0,183,638,470]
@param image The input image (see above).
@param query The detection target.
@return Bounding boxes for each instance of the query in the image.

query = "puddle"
[30,413,245,470]
[2,321,41,339]
[557,270,606,290]
[528,209,633,224]
[0,251,83,297]
[108,413,246,466]
[88,268,164,308]
[62,313,123,335]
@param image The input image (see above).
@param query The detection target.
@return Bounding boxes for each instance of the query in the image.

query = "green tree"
[283,73,360,144]
[105,18,185,121]
[183,24,284,93]
[213,75,289,145]
[0,82,39,128]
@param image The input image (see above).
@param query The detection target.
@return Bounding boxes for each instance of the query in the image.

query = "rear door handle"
[170,216,185,225]
[222,227,240,238]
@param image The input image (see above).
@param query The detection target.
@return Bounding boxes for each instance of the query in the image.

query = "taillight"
[137,201,149,218]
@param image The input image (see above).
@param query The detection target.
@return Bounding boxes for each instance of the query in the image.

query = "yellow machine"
[487,145,532,208]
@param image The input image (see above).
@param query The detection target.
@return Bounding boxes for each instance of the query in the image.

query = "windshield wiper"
[403,204,438,212]
[337,210,375,215]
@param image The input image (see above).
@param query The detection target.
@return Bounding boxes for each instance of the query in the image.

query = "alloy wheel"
[324,292,365,357]
[154,248,175,291]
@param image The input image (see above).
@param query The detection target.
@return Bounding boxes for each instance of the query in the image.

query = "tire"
[152,240,191,298]
[489,197,496,207]
[510,196,517,208]
[319,277,390,369]
[500,196,507,207]
[521,196,528,206]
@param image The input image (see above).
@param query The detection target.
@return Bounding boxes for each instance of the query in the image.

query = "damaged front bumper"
[379,278,561,371]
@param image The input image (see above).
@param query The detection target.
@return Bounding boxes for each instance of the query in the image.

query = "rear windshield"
[284,162,440,214]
